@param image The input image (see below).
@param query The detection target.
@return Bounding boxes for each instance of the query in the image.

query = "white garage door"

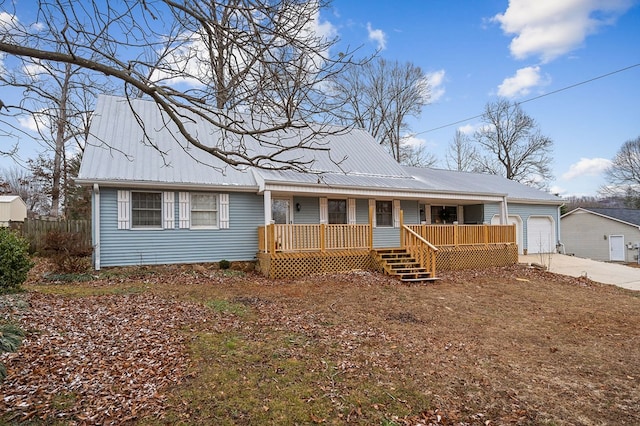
[492,214,523,254]
[528,216,555,254]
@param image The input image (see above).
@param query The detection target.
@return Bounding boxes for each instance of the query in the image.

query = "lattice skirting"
[257,250,375,280]
[257,244,518,279]
[435,244,519,271]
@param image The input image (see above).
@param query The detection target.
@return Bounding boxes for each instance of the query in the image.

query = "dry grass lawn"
[1,261,639,425]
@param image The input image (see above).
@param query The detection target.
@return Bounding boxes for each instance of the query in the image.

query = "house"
[561,207,640,263]
[406,167,562,255]
[0,195,27,226]
[78,95,563,278]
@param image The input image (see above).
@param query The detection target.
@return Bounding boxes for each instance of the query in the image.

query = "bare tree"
[445,129,479,172]
[0,1,363,171]
[2,58,105,217]
[601,136,640,200]
[473,99,553,188]
[330,58,430,163]
[0,166,49,215]
[399,141,437,167]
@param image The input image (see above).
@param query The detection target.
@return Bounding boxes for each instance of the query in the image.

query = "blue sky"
[323,0,640,197]
[1,0,639,198]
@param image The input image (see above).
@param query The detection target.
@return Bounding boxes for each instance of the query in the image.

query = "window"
[376,200,393,227]
[328,199,347,224]
[132,192,162,228]
[431,206,457,224]
[271,199,290,224]
[191,193,218,228]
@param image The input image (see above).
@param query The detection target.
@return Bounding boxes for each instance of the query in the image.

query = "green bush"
[0,228,33,291]
[219,259,231,270]
[0,323,24,382]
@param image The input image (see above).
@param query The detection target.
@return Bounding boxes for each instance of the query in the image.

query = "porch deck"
[257,213,517,279]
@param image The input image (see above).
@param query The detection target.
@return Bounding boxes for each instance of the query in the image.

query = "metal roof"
[78,95,562,205]
[79,95,258,188]
[405,167,563,204]
[79,95,415,190]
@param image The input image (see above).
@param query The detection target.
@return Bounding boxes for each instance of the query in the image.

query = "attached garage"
[492,214,524,254]
[527,216,555,254]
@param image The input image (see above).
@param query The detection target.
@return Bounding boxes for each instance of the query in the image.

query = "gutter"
[75,179,259,193]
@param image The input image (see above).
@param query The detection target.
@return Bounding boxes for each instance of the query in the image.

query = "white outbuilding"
[0,195,28,226]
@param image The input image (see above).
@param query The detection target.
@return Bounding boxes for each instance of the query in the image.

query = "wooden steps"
[373,248,438,283]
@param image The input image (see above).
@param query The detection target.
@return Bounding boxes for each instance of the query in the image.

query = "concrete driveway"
[519,253,640,291]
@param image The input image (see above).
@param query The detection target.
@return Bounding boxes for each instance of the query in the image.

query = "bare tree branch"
[329,58,430,164]
[0,0,365,171]
[473,99,553,188]
[601,136,640,199]
[445,129,479,172]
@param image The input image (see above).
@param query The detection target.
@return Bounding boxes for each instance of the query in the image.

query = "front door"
[609,235,625,261]
[272,199,291,224]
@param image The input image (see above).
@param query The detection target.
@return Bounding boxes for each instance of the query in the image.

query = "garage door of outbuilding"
[527,216,555,254]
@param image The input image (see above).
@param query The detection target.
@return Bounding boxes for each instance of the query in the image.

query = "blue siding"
[99,188,263,267]
[509,203,560,250]
[484,202,560,250]
[293,196,319,224]
[356,199,370,224]
[401,200,419,225]
[373,227,400,248]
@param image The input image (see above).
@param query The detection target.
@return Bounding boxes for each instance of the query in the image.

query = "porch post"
[500,196,509,225]
[399,209,404,248]
[368,205,374,250]
[263,190,272,253]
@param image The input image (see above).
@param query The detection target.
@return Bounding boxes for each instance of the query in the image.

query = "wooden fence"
[12,218,91,253]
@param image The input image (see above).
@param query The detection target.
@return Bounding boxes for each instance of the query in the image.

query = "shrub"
[44,230,93,273]
[0,228,33,291]
[0,323,24,382]
[219,259,231,270]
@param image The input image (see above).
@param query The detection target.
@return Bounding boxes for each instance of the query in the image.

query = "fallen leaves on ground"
[0,291,212,424]
[1,261,639,425]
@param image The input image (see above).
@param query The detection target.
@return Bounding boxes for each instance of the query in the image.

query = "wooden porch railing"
[407,223,516,246]
[258,224,371,253]
[401,224,438,278]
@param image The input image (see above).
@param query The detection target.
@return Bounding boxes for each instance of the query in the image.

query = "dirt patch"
[1,262,639,425]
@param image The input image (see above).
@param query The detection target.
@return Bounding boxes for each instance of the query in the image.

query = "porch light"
[296,203,301,212]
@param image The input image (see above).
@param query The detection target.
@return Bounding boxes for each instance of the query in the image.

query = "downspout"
[557,204,564,254]
[501,196,509,225]
[93,183,100,270]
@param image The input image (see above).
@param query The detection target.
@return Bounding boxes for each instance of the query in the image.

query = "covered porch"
[256,210,517,279]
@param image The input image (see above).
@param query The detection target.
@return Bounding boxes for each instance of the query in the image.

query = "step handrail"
[402,225,439,252]
[402,225,438,278]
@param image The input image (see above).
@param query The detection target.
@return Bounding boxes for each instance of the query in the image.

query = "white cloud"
[562,157,612,180]
[366,22,386,50]
[493,0,634,62]
[425,69,446,102]
[0,12,18,75]
[549,185,566,196]
[457,124,478,135]
[401,134,425,148]
[18,114,40,132]
[497,66,549,98]
[151,4,338,88]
